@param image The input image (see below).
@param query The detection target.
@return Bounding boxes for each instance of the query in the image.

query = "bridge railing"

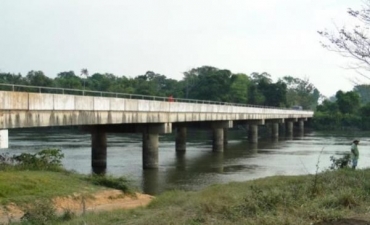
[0,83,303,110]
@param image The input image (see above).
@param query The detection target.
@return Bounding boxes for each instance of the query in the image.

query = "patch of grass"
[48,168,370,225]
[0,170,102,205]
[85,175,134,195]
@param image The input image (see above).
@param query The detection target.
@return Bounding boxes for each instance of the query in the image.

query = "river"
[2,127,369,195]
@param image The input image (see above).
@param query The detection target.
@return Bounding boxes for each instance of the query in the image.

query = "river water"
[2,128,369,195]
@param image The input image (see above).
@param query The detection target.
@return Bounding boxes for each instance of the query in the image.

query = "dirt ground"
[0,190,153,224]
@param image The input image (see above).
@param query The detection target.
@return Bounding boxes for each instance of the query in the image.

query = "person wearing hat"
[351,140,360,169]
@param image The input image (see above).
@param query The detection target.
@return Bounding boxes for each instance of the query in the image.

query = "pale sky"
[0,0,365,97]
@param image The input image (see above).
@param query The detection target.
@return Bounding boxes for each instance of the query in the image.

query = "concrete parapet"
[0,92,28,110]
[54,94,75,110]
[75,96,94,110]
[94,97,110,111]
[29,93,54,110]
[110,98,125,111]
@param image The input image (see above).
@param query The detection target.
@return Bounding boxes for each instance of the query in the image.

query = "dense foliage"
[313,89,370,130]
[0,66,320,109]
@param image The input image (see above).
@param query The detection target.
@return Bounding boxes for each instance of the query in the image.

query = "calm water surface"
[2,128,369,195]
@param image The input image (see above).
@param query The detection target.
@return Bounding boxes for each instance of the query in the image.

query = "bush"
[329,154,351,170]
[20,199,57,225]
[13,148,64,171]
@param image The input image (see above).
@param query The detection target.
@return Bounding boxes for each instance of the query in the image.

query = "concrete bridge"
[0,85,313,171]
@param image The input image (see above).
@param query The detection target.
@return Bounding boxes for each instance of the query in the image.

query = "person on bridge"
[350,140,360,169]
[168,95,174,102]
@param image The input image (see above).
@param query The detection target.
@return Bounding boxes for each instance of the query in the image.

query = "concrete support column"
[223,128,228,145]
[286,121,293,136]
[248,124,258,143]
[142,132,159,169]
[175,126,187,152]
[299,120,304,132]
[91,128,107,171]
[271,123,279,138]
[212,128,224,152]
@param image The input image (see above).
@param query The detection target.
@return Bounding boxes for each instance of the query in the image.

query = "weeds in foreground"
[20,199,57,225]
[329,154,351,170]
[0,148,64,171]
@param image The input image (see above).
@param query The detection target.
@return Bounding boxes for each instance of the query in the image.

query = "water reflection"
[175,151,186,171]
[2,128,370,195]
[142,169,159,195]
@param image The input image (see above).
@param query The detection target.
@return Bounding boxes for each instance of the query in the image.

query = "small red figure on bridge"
[168,95,174,102]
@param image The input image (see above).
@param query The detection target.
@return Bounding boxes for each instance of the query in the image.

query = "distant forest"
[0,66,321,110]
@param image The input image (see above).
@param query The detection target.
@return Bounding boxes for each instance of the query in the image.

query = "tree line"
[0,66,320,109]
[314,86,370,130]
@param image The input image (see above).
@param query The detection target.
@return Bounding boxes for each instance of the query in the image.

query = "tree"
[88,73,116,92]
[316,99,339,114]
[182,66,232,102]
[248,72,287,107]
[353,84,370,104]
[229,73,250,103]
[318,1,370,81]
[248,72,271,105]
[0,73,24,85]
[336,90,360,114]
[280,76,321,109]
[55,71,82,89]
[25,71,53,87]
[81,68,89,89]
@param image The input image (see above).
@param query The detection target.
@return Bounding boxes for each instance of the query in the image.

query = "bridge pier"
[213,128,224,152]
[285,121,294,136]
[91,127,107,172]
[266,119,283,139]
[248,125,258,143]
[298,119,305,133]
[224,128,228,145]
[142,131,159,169]
[246,120,264,143]
[175,126,187,152]
[271,123,279,139]
[211,121,233,152]
[141,123,172,169]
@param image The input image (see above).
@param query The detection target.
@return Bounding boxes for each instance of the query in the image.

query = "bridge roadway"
[0,89,313,171]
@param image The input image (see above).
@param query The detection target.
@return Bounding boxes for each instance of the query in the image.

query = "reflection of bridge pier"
[0,90,313,172]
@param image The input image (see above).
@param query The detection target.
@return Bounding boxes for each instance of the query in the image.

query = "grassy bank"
[49,168,370,225]
[0,170,105,205]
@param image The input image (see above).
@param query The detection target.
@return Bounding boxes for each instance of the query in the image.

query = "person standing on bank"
[351,140,360,169]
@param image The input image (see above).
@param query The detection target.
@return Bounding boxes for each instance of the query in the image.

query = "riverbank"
[3,168,370,225]
[0,169,153,224]
[0,189,152,224]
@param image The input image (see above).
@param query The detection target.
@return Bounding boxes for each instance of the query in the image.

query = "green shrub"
[20,199,57,225]
[329,154,351,170]
[12,148,64,171]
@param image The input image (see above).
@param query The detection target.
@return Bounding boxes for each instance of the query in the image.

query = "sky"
[0,0,366,97]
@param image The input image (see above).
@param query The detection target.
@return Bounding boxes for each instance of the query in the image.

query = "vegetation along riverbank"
[1,149,370,225]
